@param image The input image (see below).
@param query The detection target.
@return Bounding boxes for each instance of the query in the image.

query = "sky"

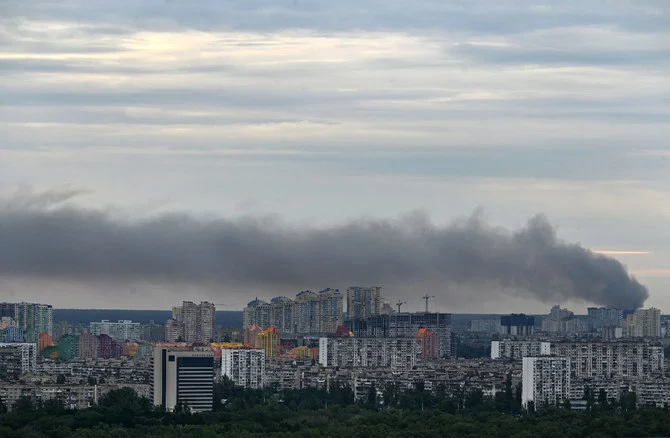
[0,0,669,313]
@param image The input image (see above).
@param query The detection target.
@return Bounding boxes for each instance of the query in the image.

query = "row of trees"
[0,377,666,437]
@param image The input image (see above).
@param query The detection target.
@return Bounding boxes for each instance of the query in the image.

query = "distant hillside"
[53,309,243,328]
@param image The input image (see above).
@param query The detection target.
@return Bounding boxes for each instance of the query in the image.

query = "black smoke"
[0,191,648,309]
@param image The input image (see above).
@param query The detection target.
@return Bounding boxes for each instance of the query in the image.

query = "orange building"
[416,328,440,360]
[38,332,55,353]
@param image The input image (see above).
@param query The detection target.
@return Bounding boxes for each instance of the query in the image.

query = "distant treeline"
[53,309,243,328]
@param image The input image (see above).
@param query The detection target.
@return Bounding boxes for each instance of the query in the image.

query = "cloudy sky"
[1,0,669,313]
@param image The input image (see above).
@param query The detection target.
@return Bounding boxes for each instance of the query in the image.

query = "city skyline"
[1,0,669,312]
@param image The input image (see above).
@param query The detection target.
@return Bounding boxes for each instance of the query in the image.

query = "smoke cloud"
[0,191,648,309]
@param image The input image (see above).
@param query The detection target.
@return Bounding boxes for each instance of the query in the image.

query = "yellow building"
[255,327,280,357]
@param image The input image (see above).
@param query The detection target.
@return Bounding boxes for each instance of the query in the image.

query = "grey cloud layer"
[0,198,648,309]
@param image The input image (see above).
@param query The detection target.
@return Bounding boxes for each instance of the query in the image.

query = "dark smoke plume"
[0,191,648,309]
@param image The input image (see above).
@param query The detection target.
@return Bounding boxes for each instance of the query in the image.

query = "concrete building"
[552,341,664,378]
[0,343,37,377]
[318,337,419,370]
[541,305,584,334]
[417,328,440,360]
[221,348,266,389]
[151,347,215,412]
[243,299,271,330]
[346,287,383,321]
[522,356,571,409]
[0,302,53,342]
[89,320,142,341]
[624,308,661,338]
[491,340,551,360]
[587,307,624,331]
[346,312,453,358]
[165,319,184,342]
[170,301,216,344]
[500,314,534,336]
[243,291,344,335]
[78,333,99,359]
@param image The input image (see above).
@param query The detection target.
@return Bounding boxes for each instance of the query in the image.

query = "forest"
[1,378,670,437]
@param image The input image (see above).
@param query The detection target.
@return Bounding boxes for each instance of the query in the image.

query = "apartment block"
[552,341,664,378]
[346,286,383,320]
[243,290,344,334]
[221,349,266,389]
[0,343,37,377]
[490,340,551,360]
[318,337,419,370]
[522,356,571,409]
[89,320,142,341]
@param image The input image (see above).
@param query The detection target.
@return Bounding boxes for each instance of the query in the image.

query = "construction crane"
[421,294,435,313]
[395,300,407,313]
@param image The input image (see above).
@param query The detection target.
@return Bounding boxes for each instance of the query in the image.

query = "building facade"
[0,343,37,377]
[170,301,216,344]
[522,356,571,409]
[346,287,383,321]
[318,337,419,370]
[221,349,266,389]
[90,320,142,341]
[346,312,453,358]
[151,347,215,412]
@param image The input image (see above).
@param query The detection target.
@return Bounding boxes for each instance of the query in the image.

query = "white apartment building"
[552,341,664,378]
[0,343,37,376]
[221,349,266,389]
[625,308,661,338]
[522,356,571,409]
[319,337,419,370]
[171,301,216,344]
[490,340,551,360]
[89,320,142,341]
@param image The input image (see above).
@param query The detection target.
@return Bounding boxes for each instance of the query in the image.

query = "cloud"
[0,191,649,309]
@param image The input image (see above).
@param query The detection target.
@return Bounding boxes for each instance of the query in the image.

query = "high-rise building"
[0,343,37,377]
[552,341,663,378]
[198,302,216,343]
[243,291,344,335]
[0,302,53,342]
[255,327,280,357]
[346,312,453,358]
[221,349,266,389]
[38,333,54,353]
[318,288,344,333]
[346,287,383,321]
[170,301,216,344]
[243,299,271,329]
[587,307,624,331]
[416,328,440,360]
[89,320,142,341]
[78,332,99,359]
[269,296,295,333]
[522,356,571,409]
[151,347,215,412]
[541,305,583,333]
[624,308,661,338]
[318,337,419,370]
[500,314,534,336]
[165,319,184,342]
[490,340,551,360]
